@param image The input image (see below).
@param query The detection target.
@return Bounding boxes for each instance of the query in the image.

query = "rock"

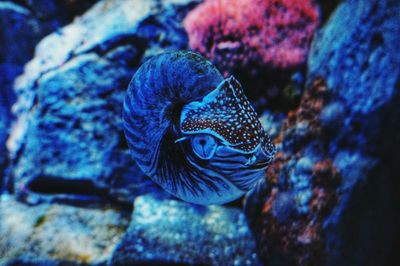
[0,0,99,189]
[308,0,400,116]
[245,0,400,265]
[10,0,99,32]
[7,0,200,204]
[110,195,261,266]
[0,195,130,265]
[9,0,99,24]
[0,2,41,66]
[0,2,41,186]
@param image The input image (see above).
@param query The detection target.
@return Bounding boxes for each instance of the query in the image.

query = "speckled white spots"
[181,76,267,152]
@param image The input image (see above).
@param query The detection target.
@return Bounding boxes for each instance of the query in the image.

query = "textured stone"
[0,1,41,184]
[10,0,98,30]
[110,195,261,266]
[0,0,99,190]
[245,0,400,265]
[7,0,199,204]
[0,195,129,265]
[308,0,400,115]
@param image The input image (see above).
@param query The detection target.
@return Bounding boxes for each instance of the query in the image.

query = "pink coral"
[183,0,319,74]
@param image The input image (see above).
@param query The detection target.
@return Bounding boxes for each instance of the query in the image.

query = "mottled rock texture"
[10,0,99,31]
[110,195,261,266]
[308,0,400,265]
[308,0,400,116]
[0,195,130,265]
[7,0,201,204]
[245,0,400,265]
[0,1,40,184]
[0,0,98,184]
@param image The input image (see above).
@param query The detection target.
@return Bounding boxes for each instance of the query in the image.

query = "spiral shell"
[123,51,275,204]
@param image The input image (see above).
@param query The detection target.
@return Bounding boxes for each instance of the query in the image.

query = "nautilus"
[123,51,275,205]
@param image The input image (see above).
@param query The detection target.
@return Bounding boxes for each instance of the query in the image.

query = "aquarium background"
[0,0,399,265]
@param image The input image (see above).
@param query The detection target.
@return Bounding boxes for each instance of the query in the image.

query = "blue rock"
[0,195,129,265]
[110,195,261,266]
[319,101,346,131]
[0,1,100,191]
[308,0,400,115]
[271,192,295,223]
[7,0,199,204]
[245,0,400,264]
[0,2,41,185]
[308,1,400,263]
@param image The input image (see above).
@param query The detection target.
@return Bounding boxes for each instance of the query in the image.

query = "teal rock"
[0,195,129,265]
[245,0,400,265]
[7,0,199,204]
[110,195,261,266]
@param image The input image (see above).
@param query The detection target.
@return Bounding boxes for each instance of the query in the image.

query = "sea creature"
[123,51,275,204]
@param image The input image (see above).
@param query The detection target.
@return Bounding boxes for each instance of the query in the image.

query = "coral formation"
[183,0,319,74]
[246,79,341,265]
[246,1,400,264]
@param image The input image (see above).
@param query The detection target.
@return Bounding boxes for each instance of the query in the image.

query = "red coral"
[183,0,319,74]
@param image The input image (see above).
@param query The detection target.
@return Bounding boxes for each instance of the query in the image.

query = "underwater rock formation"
[245,0,400,265]
[9,0,99,30]
[308,0,399,116]
[0,2,42,185]
[7,0,199,205]
[308,0,400,264]
[110,195,261,266]
[245,79,342,265]
[183,0,319,74]
[0,196,129,265]
[0,1,99,185]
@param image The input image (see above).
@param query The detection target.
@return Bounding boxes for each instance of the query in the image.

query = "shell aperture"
[123,51,275,205]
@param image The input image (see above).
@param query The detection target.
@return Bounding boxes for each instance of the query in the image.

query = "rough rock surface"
[308,0,400,265]
[0,1,41,184]
[0,195,130,265]
[9,0,99,31]
[308,0,400,115]
[245,0,400,265]
[7,0,200,204]
[110,195,261,266]
[0,1,98,183]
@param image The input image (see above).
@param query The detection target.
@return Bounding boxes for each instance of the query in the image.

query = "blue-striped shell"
[123,51,275,205]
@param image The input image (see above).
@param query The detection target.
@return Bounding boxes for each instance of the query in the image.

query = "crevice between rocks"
[22,176,133,210]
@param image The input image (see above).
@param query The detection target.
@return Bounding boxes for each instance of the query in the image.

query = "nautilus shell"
[123,51,275,205]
